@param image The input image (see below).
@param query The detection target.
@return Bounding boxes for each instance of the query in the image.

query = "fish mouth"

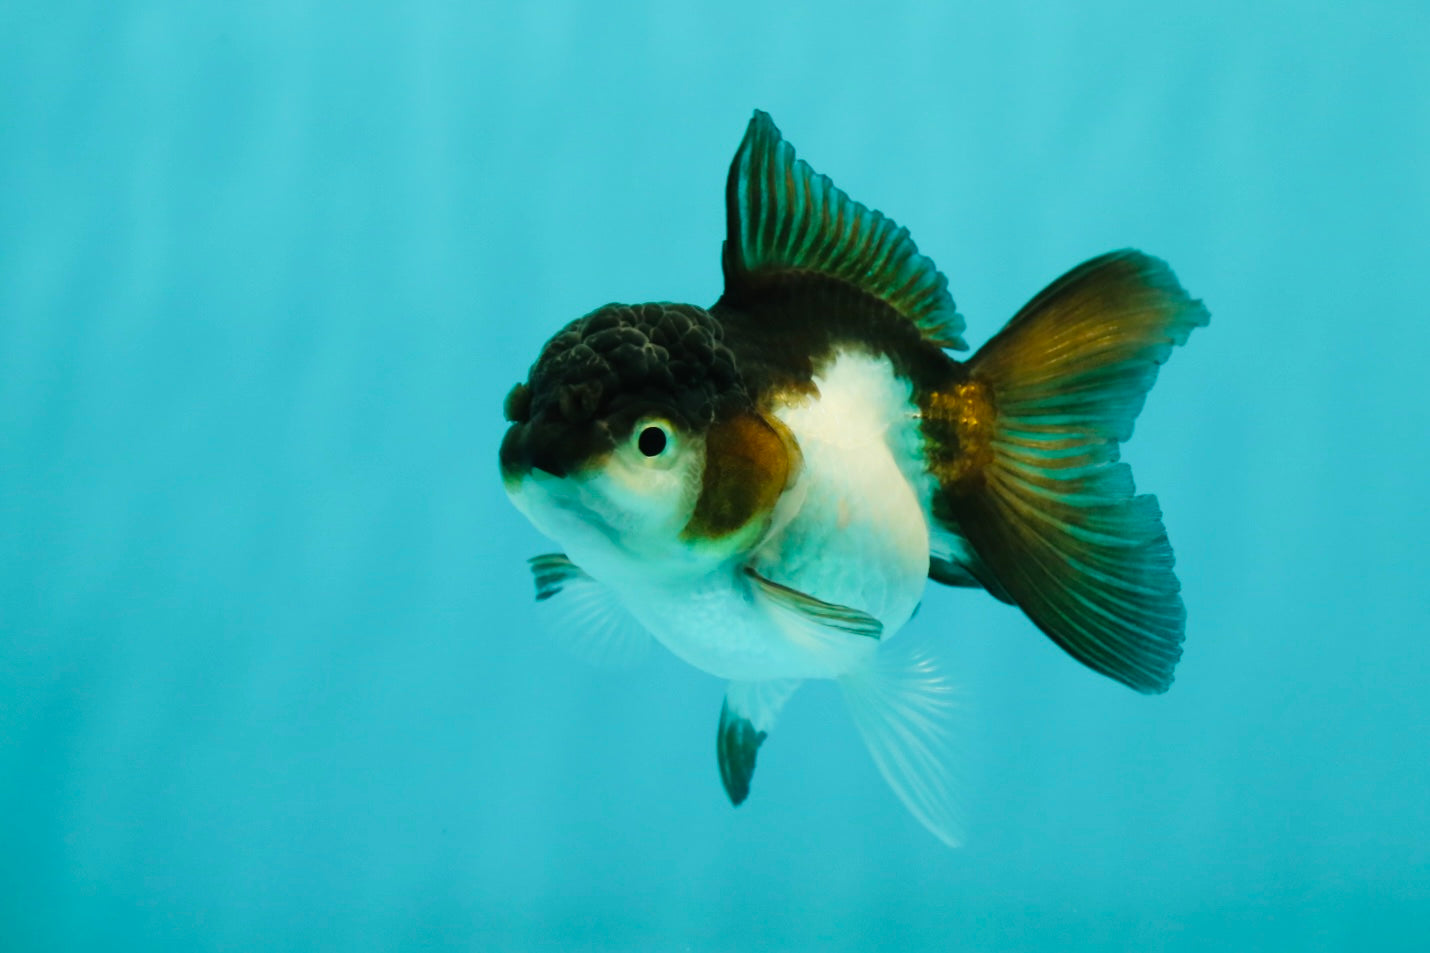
[504,455,629,560]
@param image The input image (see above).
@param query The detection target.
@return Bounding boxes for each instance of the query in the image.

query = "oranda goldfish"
[499,111,1207,845]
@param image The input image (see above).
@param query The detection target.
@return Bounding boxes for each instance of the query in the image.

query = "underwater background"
[3,2,1428,950]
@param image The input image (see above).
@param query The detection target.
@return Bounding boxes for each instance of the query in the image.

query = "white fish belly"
[631,575,840,679]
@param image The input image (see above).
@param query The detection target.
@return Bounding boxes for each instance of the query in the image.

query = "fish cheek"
[682,413,792,544]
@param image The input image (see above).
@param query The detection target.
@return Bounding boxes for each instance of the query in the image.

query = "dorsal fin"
[721,110,968,351]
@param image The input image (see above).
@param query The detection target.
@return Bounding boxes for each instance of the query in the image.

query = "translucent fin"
[942,251,1208,693]
[527,554,652,669]
[717,679,801,806]
[746,567,883,640]
[840,631,968,847]
[722,110,968,350]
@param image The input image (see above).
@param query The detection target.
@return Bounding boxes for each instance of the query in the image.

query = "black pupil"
[638,426,667,457]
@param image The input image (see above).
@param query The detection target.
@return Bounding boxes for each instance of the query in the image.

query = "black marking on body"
[713,272,967,408]
[712,272,984,516]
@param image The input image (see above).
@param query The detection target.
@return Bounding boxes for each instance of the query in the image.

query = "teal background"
[3,2,1427,950]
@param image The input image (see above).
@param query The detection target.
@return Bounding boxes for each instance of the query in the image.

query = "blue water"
[3,3,1427,950]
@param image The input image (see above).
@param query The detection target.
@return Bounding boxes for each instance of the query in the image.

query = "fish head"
[500,303,792,584]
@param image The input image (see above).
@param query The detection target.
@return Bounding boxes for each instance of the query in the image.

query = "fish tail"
[931,250,1208,693]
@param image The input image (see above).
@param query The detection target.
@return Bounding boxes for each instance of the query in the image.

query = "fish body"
[500,111,1208,844]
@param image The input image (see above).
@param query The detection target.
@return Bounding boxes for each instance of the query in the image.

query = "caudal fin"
[937,251,1208,693]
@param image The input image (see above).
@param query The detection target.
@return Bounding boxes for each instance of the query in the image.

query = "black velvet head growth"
[501,302,745,478]
[527,302,744,427]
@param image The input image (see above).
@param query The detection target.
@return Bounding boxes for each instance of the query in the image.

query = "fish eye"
[627,417,679,466]
[637,425,668,457]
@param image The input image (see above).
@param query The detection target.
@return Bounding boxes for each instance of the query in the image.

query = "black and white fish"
[499,111,1207,845]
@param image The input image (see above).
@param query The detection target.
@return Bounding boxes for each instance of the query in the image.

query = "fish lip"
[506,463,628,557]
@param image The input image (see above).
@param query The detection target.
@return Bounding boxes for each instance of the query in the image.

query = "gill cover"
[683,410,794,544]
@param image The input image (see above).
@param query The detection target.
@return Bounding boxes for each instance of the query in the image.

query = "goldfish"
[499,110,1207,845]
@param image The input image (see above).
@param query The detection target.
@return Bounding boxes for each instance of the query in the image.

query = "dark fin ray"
[717,680,801,806]
[939,251,1208,693]
[722,110,968,350]
[717,699,764,805]
[928,556,979,589]
[746,567,883,639]
[528,553,586,601]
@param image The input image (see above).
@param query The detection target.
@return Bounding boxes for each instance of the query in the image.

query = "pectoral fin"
[529,553,587,600]
[717,679,801,806]
[527,553,652,668]
[745,567,883,641]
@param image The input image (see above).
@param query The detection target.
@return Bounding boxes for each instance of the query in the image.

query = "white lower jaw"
[507,473,601,552]
[505,473,655,592]
[508,464,728,590]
